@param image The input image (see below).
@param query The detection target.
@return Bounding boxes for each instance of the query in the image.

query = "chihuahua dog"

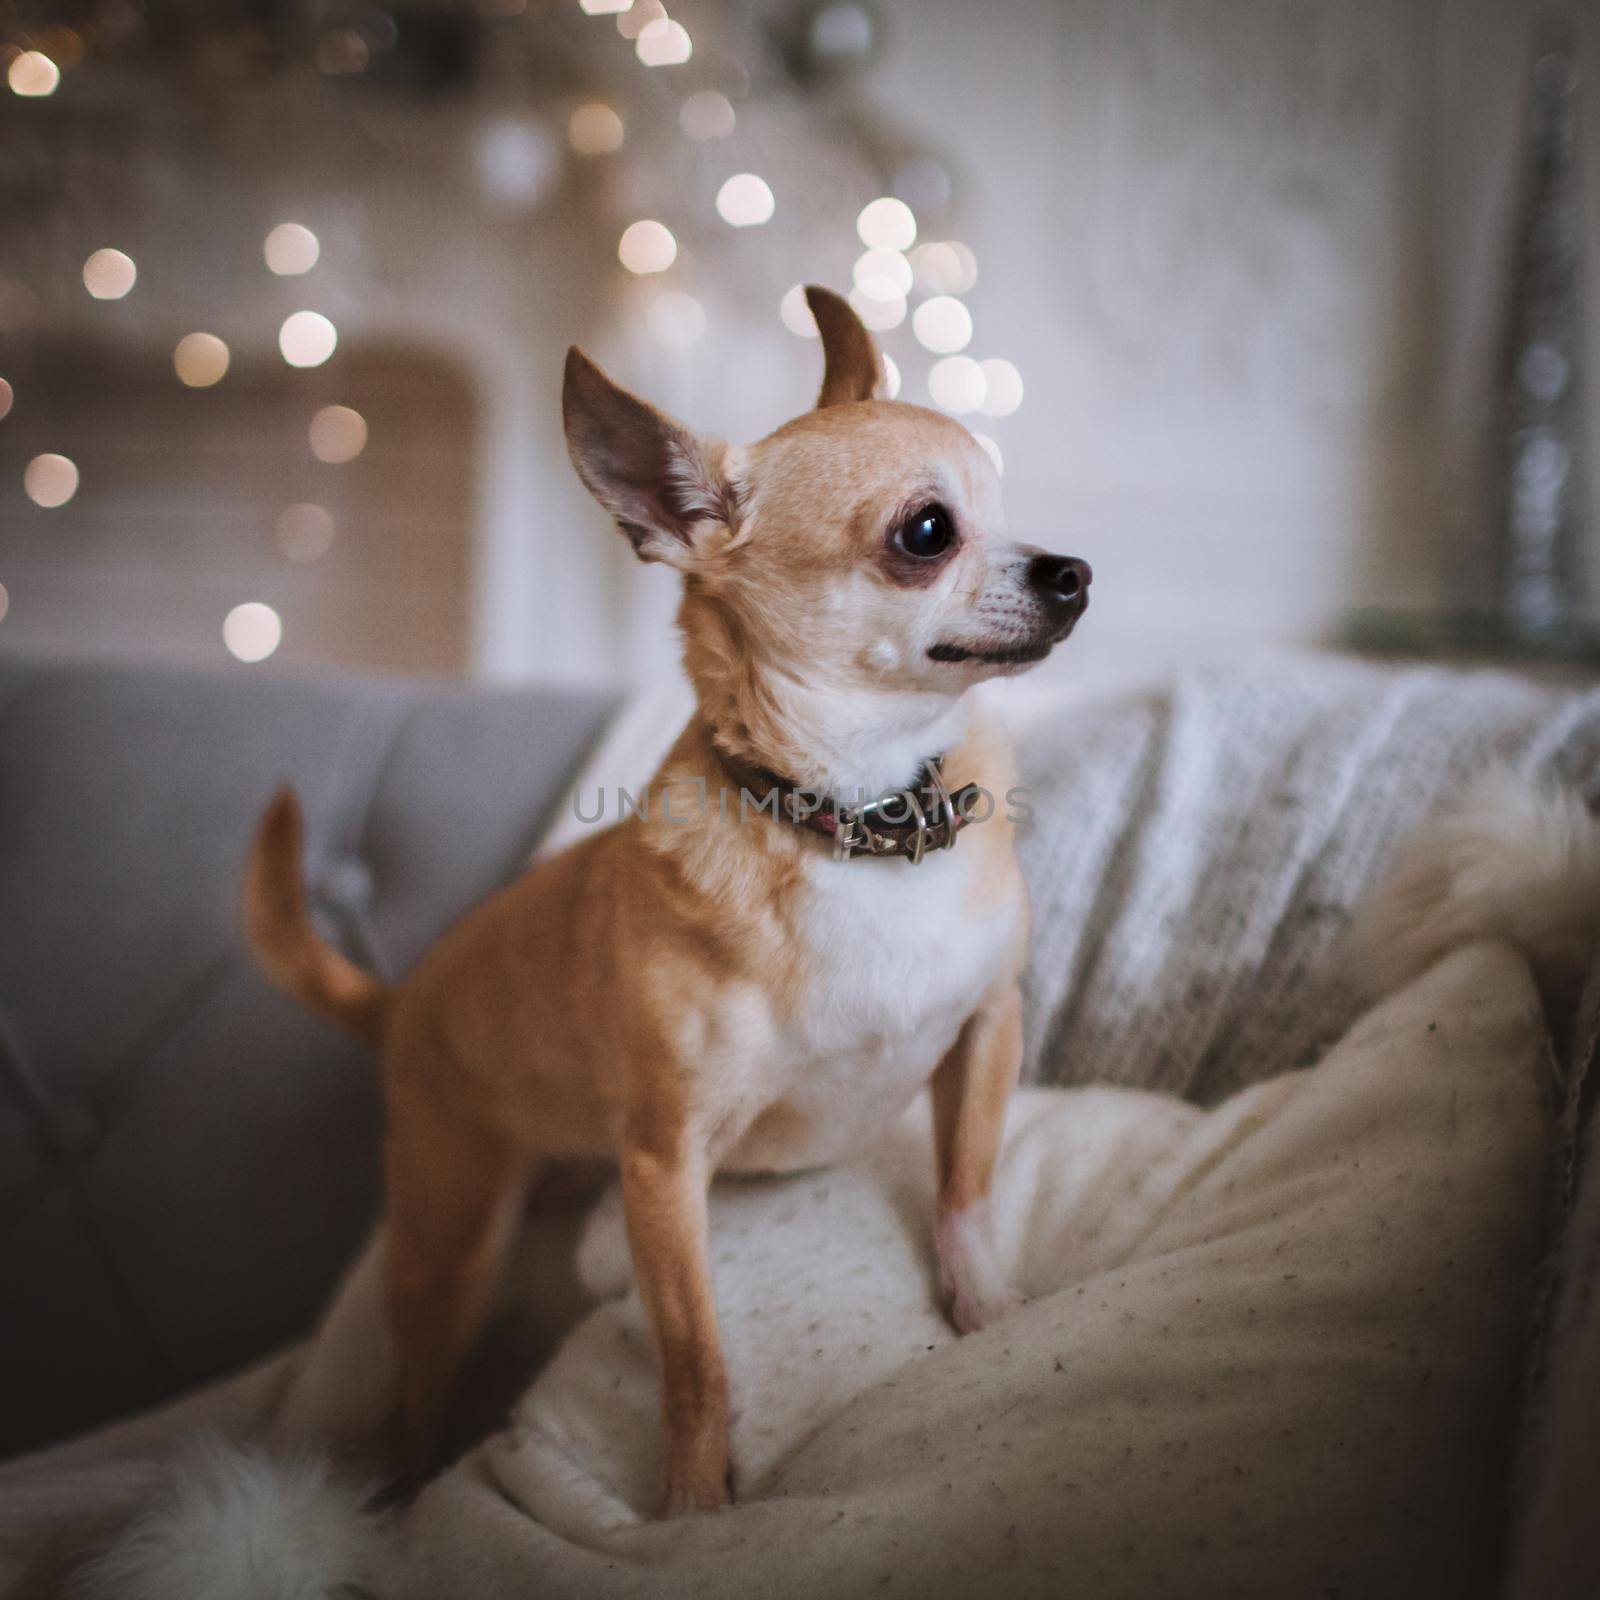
[245,287,1090,1516]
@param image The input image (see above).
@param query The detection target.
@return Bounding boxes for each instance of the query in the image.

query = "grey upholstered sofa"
[4,650,1600,1599]
[0,653,614,1458]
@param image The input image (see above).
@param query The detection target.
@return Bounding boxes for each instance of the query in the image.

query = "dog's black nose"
[1028,554,1092,615]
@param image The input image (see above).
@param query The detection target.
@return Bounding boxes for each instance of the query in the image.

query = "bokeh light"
[0,582,9,623]
[856,197,916,251]
[780,284,819,338]
[928,356,986,414]
[82,249,137,300]
[881,354,902,399]
[309,404,368,463]
[912,295,973,354]
[223,602,282,663]
[647,292,706,349]
[579,0,632,11]
[810,1,876,62]
[568,102,625,155]
[24,453,79,508]
[616,0,664,36]
[8,51,60,97]
[715,173,774,227]
[173,333,230,387]
[264,223,320,276]
[279,311,338,367]
[618,219,676,274]
[978,359,1023,417]
[852,247,912,301]
[0,377,12,420]
[848,284,905,331]
[680,90,734,140]
[970,432,1004,476]
[911,241,979,296]
[276,503,336,563]
[476,118,559,208]
[637,18,692,65]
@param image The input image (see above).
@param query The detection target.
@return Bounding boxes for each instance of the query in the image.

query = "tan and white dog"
[245,287,1092,1516]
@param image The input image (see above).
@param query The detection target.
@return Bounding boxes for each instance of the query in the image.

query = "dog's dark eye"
[894,504,955,560]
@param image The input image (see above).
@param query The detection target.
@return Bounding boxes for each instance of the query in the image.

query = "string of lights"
[1,0,1026,666]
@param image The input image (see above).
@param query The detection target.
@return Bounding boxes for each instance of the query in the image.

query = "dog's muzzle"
[1027,553,1092,635]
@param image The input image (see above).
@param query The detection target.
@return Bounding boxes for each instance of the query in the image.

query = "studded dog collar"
[713,746,983,864]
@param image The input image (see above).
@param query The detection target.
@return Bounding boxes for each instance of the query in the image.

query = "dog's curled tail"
[244,787,392,1046]
[1349,765,1600,1002]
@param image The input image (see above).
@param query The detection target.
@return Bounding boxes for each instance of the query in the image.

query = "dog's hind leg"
[382,1064,535,1479]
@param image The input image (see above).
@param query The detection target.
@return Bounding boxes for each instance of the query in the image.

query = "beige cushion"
[385,941,1550,1599]
[1505,942,1600,1597]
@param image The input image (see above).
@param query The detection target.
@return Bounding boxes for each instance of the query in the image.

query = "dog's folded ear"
[806,285,884,408]
[563,348,741,565]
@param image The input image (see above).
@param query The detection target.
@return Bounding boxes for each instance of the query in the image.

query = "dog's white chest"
[725,846,1018,1173]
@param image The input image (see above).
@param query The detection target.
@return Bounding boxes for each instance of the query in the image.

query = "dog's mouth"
[928,598,1086,667]
[927,639,1055,666]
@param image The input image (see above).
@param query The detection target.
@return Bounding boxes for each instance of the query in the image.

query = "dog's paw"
[657,1462,733,1519]
[946,1279,1026,1335]
[937,1200,1023,1334]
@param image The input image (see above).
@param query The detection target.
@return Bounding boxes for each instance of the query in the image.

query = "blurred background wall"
[1,0,1596,689]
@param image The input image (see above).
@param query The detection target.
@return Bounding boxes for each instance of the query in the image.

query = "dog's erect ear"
[806,285,883,408]
[562,348,738,565]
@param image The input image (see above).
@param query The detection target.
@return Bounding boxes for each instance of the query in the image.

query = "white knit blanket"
[1012,653,1600,1099]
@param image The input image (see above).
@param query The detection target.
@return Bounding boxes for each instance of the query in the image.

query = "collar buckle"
[901,787,931,865]
[924,758,961,852]
[833,809,865,862]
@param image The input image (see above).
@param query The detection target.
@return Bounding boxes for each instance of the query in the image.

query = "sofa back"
[0,654,614,1454]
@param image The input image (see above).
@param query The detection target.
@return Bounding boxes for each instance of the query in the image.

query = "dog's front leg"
[930,978,1024,1334]
[620,1133,731,1517]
